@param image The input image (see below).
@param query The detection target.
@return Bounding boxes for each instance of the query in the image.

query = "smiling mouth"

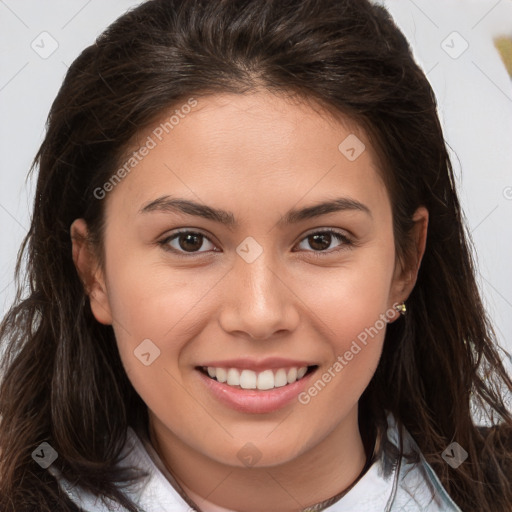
[196,365,318,391]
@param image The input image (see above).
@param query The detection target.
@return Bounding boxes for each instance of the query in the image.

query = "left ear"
[388,206,429,321]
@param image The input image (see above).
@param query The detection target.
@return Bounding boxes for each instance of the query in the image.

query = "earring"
[394,302,407,316]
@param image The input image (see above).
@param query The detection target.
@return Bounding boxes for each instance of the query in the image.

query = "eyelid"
[293,228,354,255]
[158,227,355,257]
[158,228,218,257]
[300,226,353,241]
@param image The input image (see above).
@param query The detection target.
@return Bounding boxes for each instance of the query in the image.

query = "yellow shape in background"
[494,36,512,77]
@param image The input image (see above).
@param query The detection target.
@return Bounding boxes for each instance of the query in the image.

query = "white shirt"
[50,414,462,511]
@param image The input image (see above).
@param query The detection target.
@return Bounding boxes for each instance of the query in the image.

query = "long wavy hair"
[1,0,511,510]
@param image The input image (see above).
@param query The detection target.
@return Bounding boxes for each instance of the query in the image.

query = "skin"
[71,90,428,512]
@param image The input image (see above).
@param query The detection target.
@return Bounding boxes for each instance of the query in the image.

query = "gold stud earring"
[394,302,407,316]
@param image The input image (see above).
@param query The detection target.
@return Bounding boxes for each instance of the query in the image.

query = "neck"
[148,408,368,512]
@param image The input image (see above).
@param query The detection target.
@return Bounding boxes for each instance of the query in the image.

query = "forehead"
[104,90,389,222]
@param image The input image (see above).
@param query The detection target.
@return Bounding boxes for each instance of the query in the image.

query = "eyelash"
[157,228,354,259]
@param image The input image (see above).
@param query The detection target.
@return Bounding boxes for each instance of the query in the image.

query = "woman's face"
[73,90,426,470]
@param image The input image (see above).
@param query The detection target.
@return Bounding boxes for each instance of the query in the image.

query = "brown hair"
[1,0,511,510]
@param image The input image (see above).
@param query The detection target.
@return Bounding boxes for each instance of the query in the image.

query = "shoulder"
[51,416,465,512]
[324,413,462,512]
[49,427,190,511]
[386,414,462,511]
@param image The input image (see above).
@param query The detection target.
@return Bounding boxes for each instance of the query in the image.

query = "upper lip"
[197,357,317,372]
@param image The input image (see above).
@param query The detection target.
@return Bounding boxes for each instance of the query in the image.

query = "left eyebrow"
[138,195,372,228]
[277,197,372,226]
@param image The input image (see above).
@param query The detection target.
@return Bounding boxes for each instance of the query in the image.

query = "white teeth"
[239,369,257,389]
[204,365,311,390]
[287,367,297,383]
[274,369,288,388]
[227,368,240,386]
[257,370,275,390]
[297,367,308,379]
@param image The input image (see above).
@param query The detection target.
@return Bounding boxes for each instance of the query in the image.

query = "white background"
[1,0,511,362]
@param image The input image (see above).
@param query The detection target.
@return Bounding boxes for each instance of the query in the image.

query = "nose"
[218,252,300,341]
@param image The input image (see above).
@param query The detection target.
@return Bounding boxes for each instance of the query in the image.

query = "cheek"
[104,247,206,338]
[297,244,395,401]
[329,303,388,386]
[103,260,194,415]
[302,243,395,339]
[298,305,388,417]
[102,249,224,400]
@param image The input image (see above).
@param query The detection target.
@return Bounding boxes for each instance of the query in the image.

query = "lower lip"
[197,368,317,414]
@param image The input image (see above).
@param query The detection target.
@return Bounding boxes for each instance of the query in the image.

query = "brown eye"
[296,229,353,255]
[160,231,217,254]
[308,233,333,251]
[177,233,204,252]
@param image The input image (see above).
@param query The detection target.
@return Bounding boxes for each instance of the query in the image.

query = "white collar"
[50,413,462,511]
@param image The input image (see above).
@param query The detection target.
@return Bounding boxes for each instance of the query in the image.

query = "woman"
[0,0,511,510]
